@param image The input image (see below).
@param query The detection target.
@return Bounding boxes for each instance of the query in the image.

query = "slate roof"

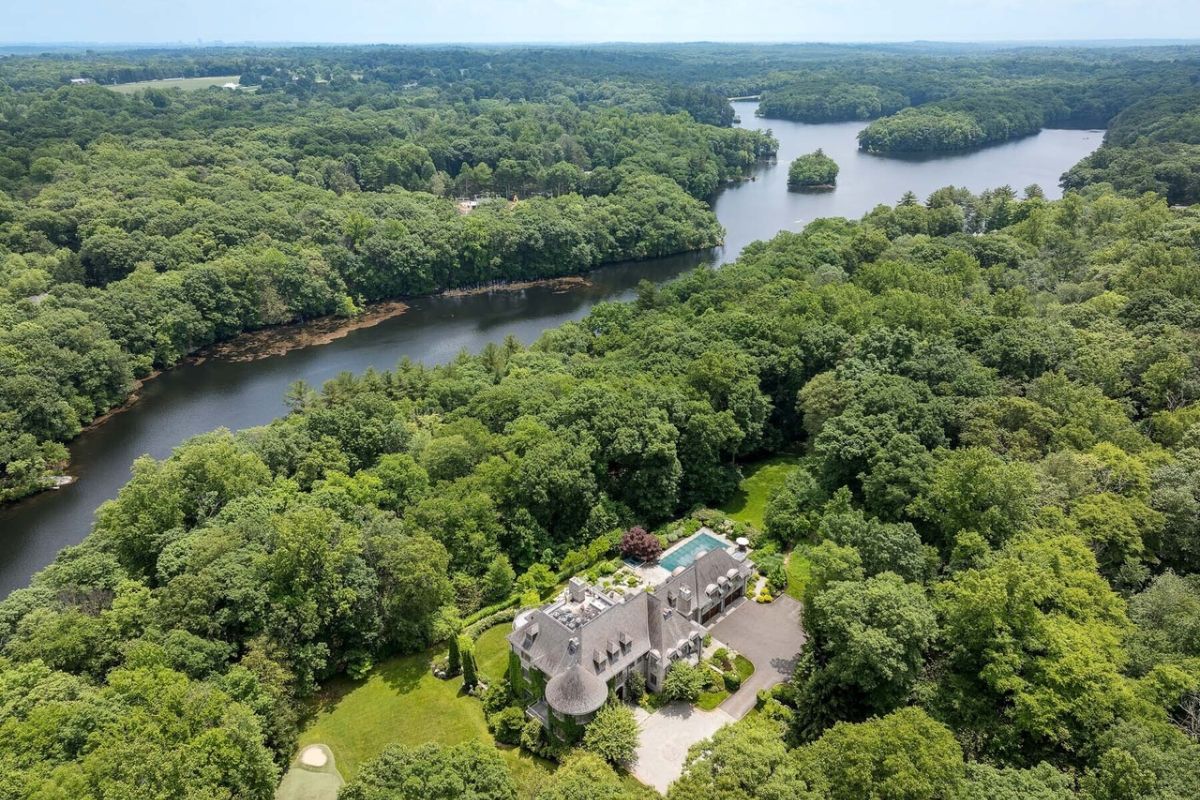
[544,664,608,716]
[509,549,745,715]
[660,547,751,609]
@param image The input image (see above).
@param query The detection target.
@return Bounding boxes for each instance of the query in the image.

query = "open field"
[108,75,241,93]
[719,454,803,530]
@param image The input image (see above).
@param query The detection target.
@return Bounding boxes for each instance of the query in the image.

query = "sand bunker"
[300,745,328,768]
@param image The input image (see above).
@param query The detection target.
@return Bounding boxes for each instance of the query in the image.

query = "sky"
[5,0,1200,45]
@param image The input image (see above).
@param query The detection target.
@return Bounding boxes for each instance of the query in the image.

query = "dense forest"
[5,43,1200,501]
[3,43,1200,799]
[0,55,775,501]
[3,182,1200,798]
[1063,90,1200,206]
[753,50,1200,163]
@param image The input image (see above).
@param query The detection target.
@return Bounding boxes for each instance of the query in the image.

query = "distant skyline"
[6,1,1200,46]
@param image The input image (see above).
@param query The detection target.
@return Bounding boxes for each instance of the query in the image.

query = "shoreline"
[9,273,595,503]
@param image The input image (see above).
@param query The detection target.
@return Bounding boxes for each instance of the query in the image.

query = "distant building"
[69,77,92,85]
[507,544,751,738]
[221,82,239,90]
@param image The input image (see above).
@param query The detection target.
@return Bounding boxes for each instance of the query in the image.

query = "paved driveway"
[630,703,734,793]
[707,595,806,718]
[627,597,807,794]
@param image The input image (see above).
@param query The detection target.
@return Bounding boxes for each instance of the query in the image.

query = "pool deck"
[629,528,741,588]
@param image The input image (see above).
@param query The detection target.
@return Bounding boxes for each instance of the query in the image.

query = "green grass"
[697,687,728,710]
[475,623,513,683]
[296,645,554,797]
[719,454,803,530]
[275,744,343,800]
[785,544,813,603]
[108,75,241,93]
[696,655,756,710]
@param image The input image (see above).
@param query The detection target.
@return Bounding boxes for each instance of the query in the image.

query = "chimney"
[568,577,586,602]
[679,586,693,615]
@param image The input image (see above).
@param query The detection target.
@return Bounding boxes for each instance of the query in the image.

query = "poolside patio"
[626,527,748,589]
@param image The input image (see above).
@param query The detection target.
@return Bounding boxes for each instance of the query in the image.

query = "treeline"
[758,82,909,122]
[0,78,774,501]
[752,50,1200,157]
[1063,90,1200,205]
[3,187,1200,797]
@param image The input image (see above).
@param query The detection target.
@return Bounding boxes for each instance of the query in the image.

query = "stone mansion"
[506,534,752,735]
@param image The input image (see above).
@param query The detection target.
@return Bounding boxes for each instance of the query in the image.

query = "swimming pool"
[659,532,726,572]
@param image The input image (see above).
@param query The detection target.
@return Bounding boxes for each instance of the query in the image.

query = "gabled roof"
[508,589,704,690]
[508,544,746,708]
[659,547,751,608]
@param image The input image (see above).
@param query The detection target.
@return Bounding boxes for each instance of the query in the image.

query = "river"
[0,101,1103,597]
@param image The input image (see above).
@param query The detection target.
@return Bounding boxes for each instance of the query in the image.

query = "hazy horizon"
[7,1,1200,47]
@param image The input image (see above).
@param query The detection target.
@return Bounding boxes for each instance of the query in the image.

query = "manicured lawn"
[785,544,813,602]
[720,454,803,530]
[108,75,242,93]
[697,686,728,711]
[275,745,343,800]
[296,646,554,796]
[475,623,513,683]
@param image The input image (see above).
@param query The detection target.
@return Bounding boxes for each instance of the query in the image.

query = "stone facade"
[507,545,752,732]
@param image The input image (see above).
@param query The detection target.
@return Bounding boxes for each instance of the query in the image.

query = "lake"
[0,101,1103,597]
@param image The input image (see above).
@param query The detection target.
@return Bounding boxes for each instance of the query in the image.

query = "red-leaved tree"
[620,526,662,562]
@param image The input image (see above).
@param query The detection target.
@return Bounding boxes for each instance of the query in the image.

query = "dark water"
[0,101,1102,597]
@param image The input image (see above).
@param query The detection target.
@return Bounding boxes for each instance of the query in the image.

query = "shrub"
[520,718,546,754]
[627,670,646,702]
[619,526,663,562]
[723,671,743,691]
[463,607,517,640]
[581,703,640,766]
[756,587,774,603]
[768,564,788,594]
[460,636,478,689]
[490,706,526,745]
[712,648,731,669]
[481,680,512,715]
[662,662,705,702]
[447,636,462,676]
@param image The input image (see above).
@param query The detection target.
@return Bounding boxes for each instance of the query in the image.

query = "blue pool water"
[659,532,725,572]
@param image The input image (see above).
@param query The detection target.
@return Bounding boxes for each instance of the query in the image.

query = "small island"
[787,148,839,189]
